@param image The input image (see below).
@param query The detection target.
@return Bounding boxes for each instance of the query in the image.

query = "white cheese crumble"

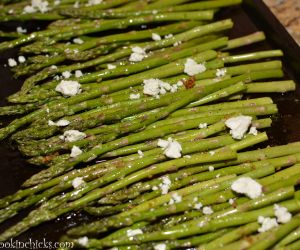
[157,138,182,159]
[18,56,26,63]
[137,150,144,158]
[194,202,203,210]
[158,176,171,194]
[55,80,81,96]
[199,123,208,129]
[48,119,70,127]
[73,38,84,44]
[258,216,278,233]
[165,34,173,39]
[78,236,89,246]
[229,198,235,205]
[86,0,102,6]
[107,64,116,70]
[274,204,292,224]
[152,33,161,41]
[127,229,143,237]
[70,146,83,158]
[209,151,215,156]
[62,71,71,79]
[60,130,86,142]
[184,58,206,76]
[23,0,50,14]
[169,193,182,205]
[143,78,174,97]
[129,46,147,62]
[202,206,213,215]
[216,68,227,77]
[54,0,61,5]
[16,27,27,34]
[75,70,83,78]
[225,115,253,140]
[231,177,262,199]
[249,126,258,136]
[129,93,140,100]
[208,166,214,172]
[8,58,17,67]
[174,41,182,47]
[154,243,166,250]
[72,177,85,188]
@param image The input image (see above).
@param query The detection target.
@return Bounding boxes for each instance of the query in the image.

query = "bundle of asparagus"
[0,0,300,249]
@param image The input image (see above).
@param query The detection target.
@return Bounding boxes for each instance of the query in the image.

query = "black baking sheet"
[0,0,300,247]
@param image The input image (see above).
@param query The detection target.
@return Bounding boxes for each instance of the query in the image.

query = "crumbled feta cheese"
[137,150,144,158]
[174,41,182,47]
[75,70,83,78]
[129,46,146,62]
[154,243,166,250]
[129,93,140,100]
[249,126,258,136]
[143,78,172,97]
[176,81,184,87]
[127,229,143,237]
[70,146,83,158]
[72,177,85,188]
[198,221,205,227]
[199,123,208,129]
[158,176,171,194]
[8,58,17,67]
[208,166,214,172]
[23,0,50,14]
[165,34,173,39]
[231,177,262,199]
[209,151,215,156]
[194,202,203,210]
[86,0,102,6]
[152,186,158,191]
[152,33,161,41]
[51,65,57,70]
[184,58,206,76]
[55,80,81,96]
[258,216,278,232]
[169,193,182,205]
[107,64,116,70]
[61,130,86,142]
[18,56,26,63]
[158,138,182,159]
[202,206,213,215]
[54,0,61,5]
[62,71,71,79]
[274,204,292,224]
[48,119,70,127]
[225,116,253,140]
[184,155,191,159]
[73,38,84,44]
[78,236,88,246]
[157,139,169,148]
[216,68,227,77]
[229,198,235,205]
[16,27,27,34]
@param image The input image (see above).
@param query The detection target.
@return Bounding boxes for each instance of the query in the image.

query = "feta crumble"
[75,70,83,78]
[208,166,214,172]
[78,236,88,246]
[184,58,206,76]
[129,46,146,62]
[274,204,292,224]
[229,198,235,205]
[225,115,253,140]
[216,68,227,77]
[165,34,173,39]
[23,0,50,14]
[152,33,161,41]
[55,80,81,96]
[72,177,85,188]
[258,216,278,233]
[62,71,71,79]
[194,202,203,210]
[137,150,144,158]
[18,56,26,63]
[249,126,258,136]
[127,229,143,237]
[143,78,173,97]
[169,193,182,205]
[199,123,208,129]
[107,64,116,70]
[129,93,140,100]
[231,177,262,199]
[60,130,86,142]
[16,27,27,34]
[73,38,84,44]
[158,176,171,194]
[209,151,215,156]
[202,206,213,215]
[48,119,70,127]
[157,138,182,159]
[70,146,83,158]
[86,0,102,6]
[8,58,17,67]
[154,243,166,250]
